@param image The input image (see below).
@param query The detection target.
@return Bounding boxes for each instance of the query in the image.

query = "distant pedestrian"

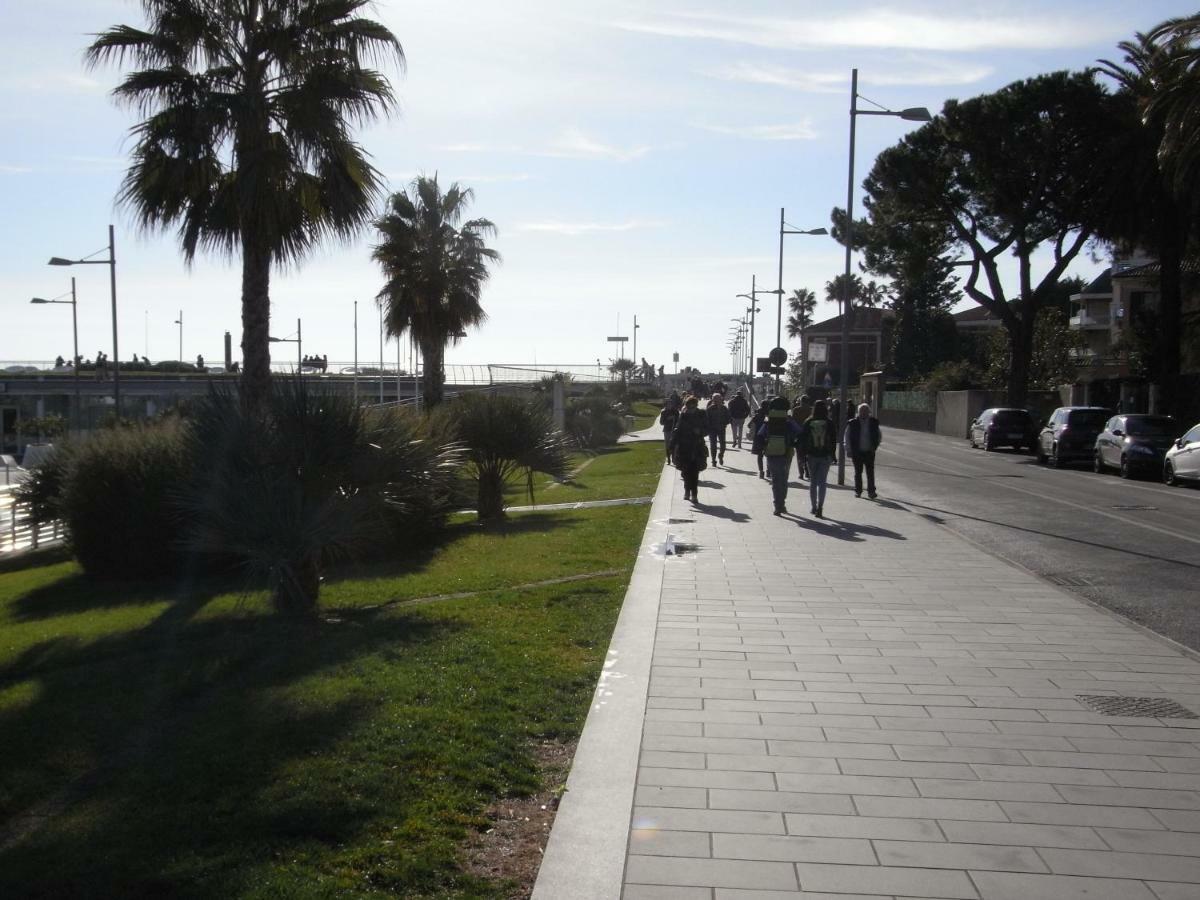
[705,393,731,466]
[749,404,768,478]
[671,395,708,503]
[802,399,835,518]
[659,398,680,463]
[792,394,813,479]
[844,402,882,499]
[196,354,206,371]
[728,390,750,448]
[758,396,804,515]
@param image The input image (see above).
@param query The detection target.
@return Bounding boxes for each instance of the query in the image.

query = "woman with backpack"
[748,404,769,478]
[802,399,835,518]
[757,396,805,515]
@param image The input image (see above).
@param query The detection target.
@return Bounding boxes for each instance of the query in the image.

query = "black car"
[969,408,1036,452]
[1094,414,1180,478]
[1036,406,1113,468]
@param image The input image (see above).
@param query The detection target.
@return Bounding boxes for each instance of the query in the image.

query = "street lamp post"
[30,277,79,429]
[49,224,119,413]
[174,310,183,363]
[353,300,359,401]
[777,212,829,394]
[267,318,302,372]
[837,68,931,483]
[736,276,782,398]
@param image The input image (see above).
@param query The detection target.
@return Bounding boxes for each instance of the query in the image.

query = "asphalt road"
[857,427,1200,653]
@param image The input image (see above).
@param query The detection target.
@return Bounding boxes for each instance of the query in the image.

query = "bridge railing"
[0,486,63,555]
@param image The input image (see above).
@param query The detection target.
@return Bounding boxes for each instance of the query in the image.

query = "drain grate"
[1111,505,1158,511]
[1045,574,1091,587]
[1077,695,1198,719]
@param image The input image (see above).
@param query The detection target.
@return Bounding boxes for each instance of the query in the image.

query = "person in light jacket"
[843,402,882,499]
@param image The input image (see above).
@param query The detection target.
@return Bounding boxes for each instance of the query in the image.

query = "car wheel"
[1094,452,1105,474]
[1119,456,1132,479]
[1164,461,1179,486]
[982,433,992,452]
[1036,445,1047,464]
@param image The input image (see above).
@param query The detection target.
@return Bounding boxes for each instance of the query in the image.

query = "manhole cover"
[1111,505,1158,511]
[1045,574,1091,587]
[1077,695,1198,719]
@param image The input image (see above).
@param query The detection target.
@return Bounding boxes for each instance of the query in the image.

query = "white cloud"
[614,9,1119,52]
[711,59,992,93]
[0,163,32,174]
[538,129,651,162]
[1,71,104,94]
[516,219,664,236]
[698,120,818,141]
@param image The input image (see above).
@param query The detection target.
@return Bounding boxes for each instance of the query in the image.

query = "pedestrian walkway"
[534,448,1200,900]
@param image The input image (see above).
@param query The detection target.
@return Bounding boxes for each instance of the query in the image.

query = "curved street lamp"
[49,224,119,412]
[837,69,930,484]
[30,278,79,428]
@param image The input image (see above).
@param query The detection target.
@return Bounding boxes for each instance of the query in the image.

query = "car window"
[1067,410,1109,429]
[1184,425,1200,444]
[993,410,1030,427]
[1125,416,1176,437]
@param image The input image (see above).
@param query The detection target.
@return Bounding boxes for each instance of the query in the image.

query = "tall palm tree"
[373,175,499,407]
[87,0,404,409]
[1139,16,1200,200]
[785,288,817,340]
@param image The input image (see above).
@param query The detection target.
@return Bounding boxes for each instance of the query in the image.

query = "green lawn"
[527,439,663,506]
[630,400,660,432]
[0,496,654,897]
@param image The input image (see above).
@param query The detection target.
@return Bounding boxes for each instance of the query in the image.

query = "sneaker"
[868,492,878,499]
[855,491,862,498]
[719,456,724,465]
[773,507,782,516]
[817,506,824,518]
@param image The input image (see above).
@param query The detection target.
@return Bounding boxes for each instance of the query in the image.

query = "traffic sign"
[768,347,787,366]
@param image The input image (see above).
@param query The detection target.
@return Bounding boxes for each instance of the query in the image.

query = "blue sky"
[2,1,1193,373]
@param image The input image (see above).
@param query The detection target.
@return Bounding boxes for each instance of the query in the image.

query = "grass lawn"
[0,494,656,897]
[629,399,660,432]
[524,439,663,506]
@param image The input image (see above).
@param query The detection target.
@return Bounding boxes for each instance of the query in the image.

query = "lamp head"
[30,297,49,304]
[268,337,283,343]
[47,257,74,266]
[899,107,932,122]
[806,227,829,236]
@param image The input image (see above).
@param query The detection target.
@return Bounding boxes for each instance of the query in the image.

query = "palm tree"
[785,288,817,340]
[1139,16,1200,200]
[87,0,403,410]
[374,175,500,407]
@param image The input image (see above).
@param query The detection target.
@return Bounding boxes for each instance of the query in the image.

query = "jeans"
[852,451,876,495]
[708,429,726,462]
[679,462,700,496]
[731,418,746,446]
[766,455,791,511]
[796,451,807,479]
[663,430,673,461]
[808,456,832,512]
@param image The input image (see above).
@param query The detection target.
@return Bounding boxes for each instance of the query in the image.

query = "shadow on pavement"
[694,503,751,523]
[782,513,906,542]
[697,480,725,489]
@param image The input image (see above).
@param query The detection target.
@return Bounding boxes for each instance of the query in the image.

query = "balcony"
[1069,310,1111,329]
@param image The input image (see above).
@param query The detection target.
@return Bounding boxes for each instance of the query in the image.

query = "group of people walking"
[660,389,882,517]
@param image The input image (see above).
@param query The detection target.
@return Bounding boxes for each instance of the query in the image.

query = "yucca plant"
[450,393,570,521]
[182,378,462,615]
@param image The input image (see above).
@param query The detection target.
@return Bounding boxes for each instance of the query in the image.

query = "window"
[1183,426,1200,444]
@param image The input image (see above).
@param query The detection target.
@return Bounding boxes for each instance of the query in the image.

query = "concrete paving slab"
[534,447,1200,898]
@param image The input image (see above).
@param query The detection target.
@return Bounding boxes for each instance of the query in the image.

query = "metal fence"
[0,486,63,555]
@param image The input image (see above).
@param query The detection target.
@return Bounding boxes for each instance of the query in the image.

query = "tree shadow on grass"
[0,596,459,898]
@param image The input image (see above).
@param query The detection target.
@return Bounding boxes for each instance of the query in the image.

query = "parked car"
[1093,414,1180,478]
[969,408,1036,452]
[1164,422,1200,486]
[1036,406,1113,468]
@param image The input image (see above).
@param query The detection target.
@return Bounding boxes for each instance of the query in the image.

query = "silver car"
[1164,422,1200,486]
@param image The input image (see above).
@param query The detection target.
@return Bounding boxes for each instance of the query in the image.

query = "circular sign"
[768,347,788,366]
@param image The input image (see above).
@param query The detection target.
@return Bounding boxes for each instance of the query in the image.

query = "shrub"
[920,360,983,393]
[57,421,192,577]
[565,396,624,449]
[181,379,462,616]
[450,393,571,520]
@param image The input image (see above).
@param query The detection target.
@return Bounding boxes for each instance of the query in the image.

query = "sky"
[1,0,1194,375]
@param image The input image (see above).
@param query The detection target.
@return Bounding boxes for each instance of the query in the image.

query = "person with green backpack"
[756,396,804,515]
[802,399,835,518]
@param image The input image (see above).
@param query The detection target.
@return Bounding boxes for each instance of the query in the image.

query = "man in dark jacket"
[705,393,731,465]
[727,390,751,448]
[659,398,680,463]
[757,396,804,515]
[843,402,882,499]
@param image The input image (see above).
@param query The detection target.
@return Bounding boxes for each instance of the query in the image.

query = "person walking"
[791,393,813,479]
[659,398,680,464]
[749,404,768,478]
[728,390,750,448]
[705,393,731,466]
[757,396,804,515]
[844,402,882,499]
[802,399,836,518]
[671,395,708,503]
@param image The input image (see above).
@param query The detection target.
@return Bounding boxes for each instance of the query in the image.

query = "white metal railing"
[0,487,63,555]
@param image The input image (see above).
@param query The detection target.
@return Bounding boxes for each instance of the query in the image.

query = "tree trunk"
[1156,203,1184,416]
[477,471,505,520]
[240,234,273,410]
[1006,316,1035,408]
[272,553,321,617]
[421,336,445,407]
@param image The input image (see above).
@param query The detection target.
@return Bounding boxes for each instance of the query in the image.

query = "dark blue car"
[1094,414,1180,478]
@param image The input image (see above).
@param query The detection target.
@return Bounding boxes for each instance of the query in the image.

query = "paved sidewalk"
[534,447,1200,900]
